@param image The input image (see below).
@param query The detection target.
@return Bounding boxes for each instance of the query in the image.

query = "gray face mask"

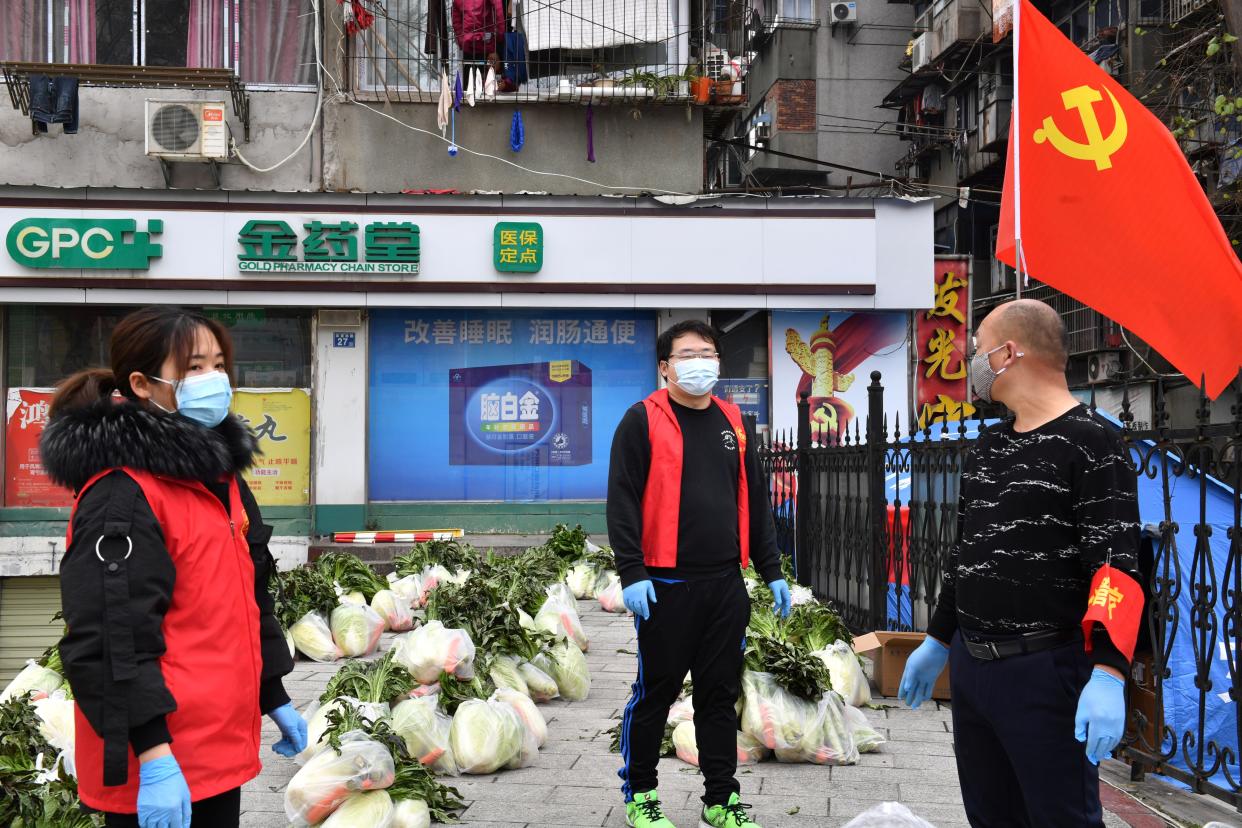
[969,344,1023,403]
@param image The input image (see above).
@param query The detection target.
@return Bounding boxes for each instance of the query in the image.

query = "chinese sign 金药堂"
[237,220,420,274]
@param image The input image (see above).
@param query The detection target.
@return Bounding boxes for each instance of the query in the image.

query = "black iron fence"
[756,370,1242,809]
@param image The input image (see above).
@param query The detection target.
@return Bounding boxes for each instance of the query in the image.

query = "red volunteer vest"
[68,468,263,813]
[640,389,751,570]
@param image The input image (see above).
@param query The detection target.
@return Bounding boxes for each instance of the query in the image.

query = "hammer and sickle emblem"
[1033,85,1128,171]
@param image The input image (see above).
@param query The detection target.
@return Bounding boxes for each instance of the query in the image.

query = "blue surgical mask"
[150,371,234,428]
[672,358,720,397]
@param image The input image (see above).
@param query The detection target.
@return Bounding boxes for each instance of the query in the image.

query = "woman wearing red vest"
[39,307,305,828]
[607,320,793,828]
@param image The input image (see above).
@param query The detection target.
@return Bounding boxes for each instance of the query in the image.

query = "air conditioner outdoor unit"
[912,33,931,72]
[145,100,228,161]
[1088,352,1122,384]
[831,1,858,23]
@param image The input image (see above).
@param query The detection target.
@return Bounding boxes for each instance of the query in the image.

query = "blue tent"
[885,413,1239,787]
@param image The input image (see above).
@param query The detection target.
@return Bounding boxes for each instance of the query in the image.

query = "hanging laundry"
[503,2,529,91]
[454,70,464,112]
[510,111,525,153]
[465,69,478,107]
[586,104,596,163]
[474,68,484,103]
[484,67,498,101]
[337,0,376,35]
[452,0,505,57]
[437,71,452,134]
[29,74,79,135]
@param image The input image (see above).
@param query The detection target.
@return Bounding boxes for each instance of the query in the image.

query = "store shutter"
[0,576,62,684]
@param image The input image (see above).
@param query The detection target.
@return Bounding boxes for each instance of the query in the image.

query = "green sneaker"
[626,790,677,828]
[700,793,761,828]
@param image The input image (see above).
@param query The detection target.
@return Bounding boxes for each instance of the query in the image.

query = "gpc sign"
[6,218,163,269]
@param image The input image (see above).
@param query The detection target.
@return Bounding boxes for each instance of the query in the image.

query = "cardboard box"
[853,631,952,701]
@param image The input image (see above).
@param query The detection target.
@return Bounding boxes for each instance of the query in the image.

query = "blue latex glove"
[1075,669,1126,765]
[137,754,191,828]
[898,637,949,710]
[270,703,308,757]
[622,580,657,620]
[768,579,792,619]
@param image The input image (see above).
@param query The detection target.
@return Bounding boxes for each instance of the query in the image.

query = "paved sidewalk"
[242,600,1155,827]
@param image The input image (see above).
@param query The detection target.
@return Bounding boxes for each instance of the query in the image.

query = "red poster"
[5,389,73,507]
[915,260,976,431]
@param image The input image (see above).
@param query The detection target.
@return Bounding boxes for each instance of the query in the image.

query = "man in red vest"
[607,319,791,828]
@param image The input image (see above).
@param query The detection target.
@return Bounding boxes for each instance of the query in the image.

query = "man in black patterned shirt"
[898,299,1142,827]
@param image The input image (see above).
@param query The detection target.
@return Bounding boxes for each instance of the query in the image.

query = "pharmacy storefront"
[0,193,933,571]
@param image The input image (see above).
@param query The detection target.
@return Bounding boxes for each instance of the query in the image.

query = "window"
[1053,0,1125,46]
[2,0,316,86]
[5,305,313,388]
[775,0,814,22]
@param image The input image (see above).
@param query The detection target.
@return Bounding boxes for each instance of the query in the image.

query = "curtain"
[241,0,315,85]
[3,1,95,63]
[186,0,228,69]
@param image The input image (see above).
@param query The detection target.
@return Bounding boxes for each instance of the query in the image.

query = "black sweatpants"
[949,631,1104,827]
[618,572,752,806]
[101,786,241,828]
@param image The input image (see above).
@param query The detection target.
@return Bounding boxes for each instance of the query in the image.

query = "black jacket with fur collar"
[41,399,293,761]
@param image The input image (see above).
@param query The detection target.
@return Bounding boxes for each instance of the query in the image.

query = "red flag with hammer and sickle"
[998,0,1242,399]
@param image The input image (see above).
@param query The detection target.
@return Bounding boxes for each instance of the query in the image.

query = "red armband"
[1082,565,1144,663]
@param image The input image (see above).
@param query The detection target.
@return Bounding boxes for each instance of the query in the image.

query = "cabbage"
[392,621,476,685]
[392,798,431,828]
[545,641,591,702]
[844,704,886,754]
[449,699,524,774]
[285,731,396,826]
[322,790,394,828]
[741,670,821,753]
[338,589,367,605]
[419,565,451,601]
[535,594,589,652]
[565,563,597,599]
[736,730,770,765]
[391,696,457,776]
[811,641,871,708]
[372,590,416,632]
[516,607,536,630]
[290,611,341,663]
[32,695,76,778]
[303,697,390,757]
[517,660,559,703]
[667,696,694,725]
[1,660,64,702]
[389,574,423,608]
[672,720,698,765]
[791,584,815,606]
[286,629,297,661]
[596,573,626,614]
[330,604,385,657]
[489,654,530,697]
[494,687,547,747]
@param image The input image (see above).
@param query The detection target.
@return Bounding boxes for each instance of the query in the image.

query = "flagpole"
[1013,0,1025,299]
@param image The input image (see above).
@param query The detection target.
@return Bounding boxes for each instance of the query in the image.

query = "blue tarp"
[888,414,1239,787]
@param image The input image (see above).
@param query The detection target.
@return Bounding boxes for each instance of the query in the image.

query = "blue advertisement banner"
[716,378,770,428]
[369,309,656,501]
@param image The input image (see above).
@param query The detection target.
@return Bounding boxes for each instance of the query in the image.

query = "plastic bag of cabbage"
[740,671,858,766]
[843,705,886,753]
[449,697,537,774]
[534,591,589,652]
[387,573,424,609]
[392,620,476,685]
[300,697,392,760]
[330,604,386,657]
[285,731,396,826]
[517,660,559,703]
[565,562,598,599]
[596,573,627,614]
[811,641,872,708]
[671,720,769,767]
[1,659,64,702]
[392,798,431,828]
[534,641,590,702]
[371,589,416,632]
[489,654,530,696]
[290,611,342,663]
[321,789,394,827]
[391,696,457,776]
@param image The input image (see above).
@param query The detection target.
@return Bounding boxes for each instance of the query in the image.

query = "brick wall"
[774,80,816,133]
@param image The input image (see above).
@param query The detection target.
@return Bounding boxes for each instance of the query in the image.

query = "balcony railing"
[351,0,751,105]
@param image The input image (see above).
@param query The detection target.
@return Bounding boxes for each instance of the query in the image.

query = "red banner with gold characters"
[1082,564,1143,662]
[5,388,74,507]
[915,259,976,431]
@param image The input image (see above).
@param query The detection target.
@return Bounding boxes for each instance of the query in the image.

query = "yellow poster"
[231,389,311,506]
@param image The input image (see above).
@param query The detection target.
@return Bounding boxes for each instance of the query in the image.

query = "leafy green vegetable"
[0,698,102,828]
[321,651,415,705]
[425,574,551,660]
[315,552,389,602]
[744,636,833,701]
[786,602,852,651]
[540,524,589,562]
[435,669,495,716]
[394,541,479,577]
[607,720,676,757]
[273,566,339,629]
